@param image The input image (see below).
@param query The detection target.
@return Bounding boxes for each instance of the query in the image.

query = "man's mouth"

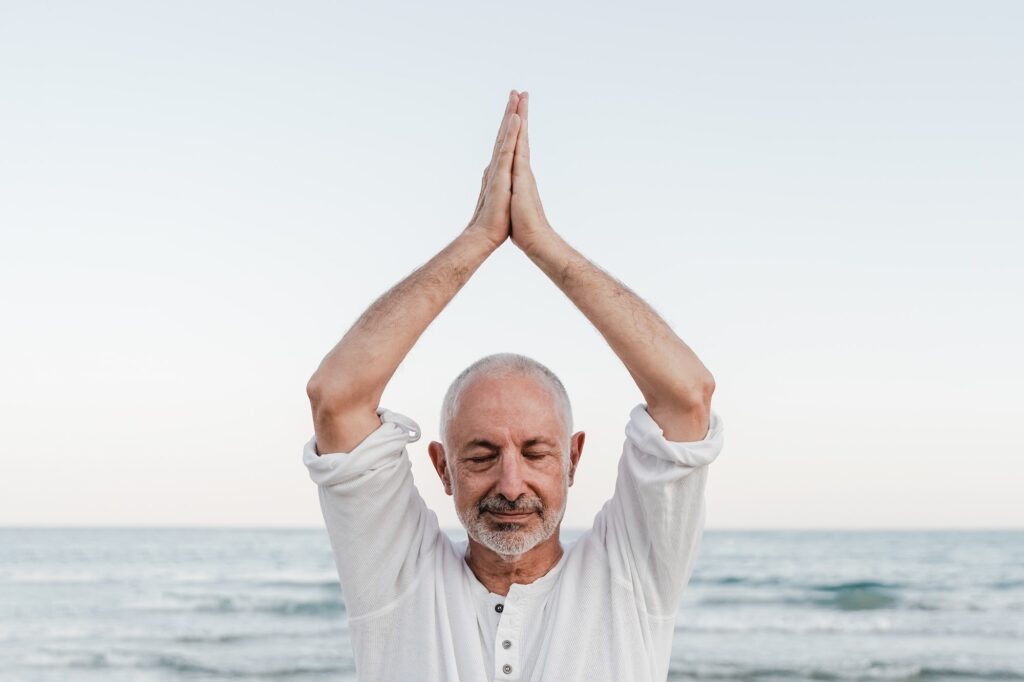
[486,510,535,520]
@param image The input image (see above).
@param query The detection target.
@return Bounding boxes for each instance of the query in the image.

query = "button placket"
[493,588,524,680]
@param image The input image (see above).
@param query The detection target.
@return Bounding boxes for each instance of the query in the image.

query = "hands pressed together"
[466,89,553,255]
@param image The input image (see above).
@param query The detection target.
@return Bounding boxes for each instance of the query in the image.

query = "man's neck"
[464,529,565,597]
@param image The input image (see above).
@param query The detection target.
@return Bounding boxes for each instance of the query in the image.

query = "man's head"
[428,353,585,559]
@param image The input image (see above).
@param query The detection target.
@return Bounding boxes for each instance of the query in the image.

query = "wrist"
[459,225,504,257]
[520,225,564,262]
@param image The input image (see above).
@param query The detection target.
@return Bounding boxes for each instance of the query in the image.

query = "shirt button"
[502,639,512,649]
[503,664,513,674]
[495,603,504,613]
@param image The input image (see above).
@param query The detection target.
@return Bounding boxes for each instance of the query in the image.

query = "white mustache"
[478,496,543,515]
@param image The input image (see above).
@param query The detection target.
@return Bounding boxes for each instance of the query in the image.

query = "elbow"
[306,375,325,407]
[696,372,712,403]
[305,369,335,403]
[660,373,716,412]
[306,373,378,415]
[306,374,349,412]
[685,380,715,412]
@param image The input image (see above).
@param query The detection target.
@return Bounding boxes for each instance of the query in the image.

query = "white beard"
[456,483,567,558]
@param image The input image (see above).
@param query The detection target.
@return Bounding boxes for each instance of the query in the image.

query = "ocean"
[1,528,1021,681]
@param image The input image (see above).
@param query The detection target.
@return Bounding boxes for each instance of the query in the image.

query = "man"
[303,89,724,681]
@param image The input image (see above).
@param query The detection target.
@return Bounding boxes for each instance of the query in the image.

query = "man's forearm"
[524,231,714,412]
[308,229,497,408]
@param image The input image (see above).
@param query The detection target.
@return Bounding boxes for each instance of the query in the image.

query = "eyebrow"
[463,437,558,451]
[464,439,499,451]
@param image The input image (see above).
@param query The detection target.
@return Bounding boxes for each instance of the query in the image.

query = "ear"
[428,441,454,496]
[567,430,585,487]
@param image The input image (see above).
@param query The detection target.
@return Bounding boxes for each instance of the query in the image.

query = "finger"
[490,91,519,169]
[495,113,521,177]
[489,91,520,170]
[513,92,530,169]
[493,90,518,149]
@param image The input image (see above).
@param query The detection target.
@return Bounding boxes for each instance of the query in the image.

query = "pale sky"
[1,1,1021,529]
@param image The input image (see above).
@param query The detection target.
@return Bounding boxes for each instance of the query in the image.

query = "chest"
[347,555,670,682]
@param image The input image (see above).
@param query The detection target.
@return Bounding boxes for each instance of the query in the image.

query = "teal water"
[1,529,1022,681]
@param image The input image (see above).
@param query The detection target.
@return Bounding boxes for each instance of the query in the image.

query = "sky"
[1,1,1021,529]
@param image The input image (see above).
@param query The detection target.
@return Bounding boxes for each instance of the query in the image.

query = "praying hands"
[465,89,554,256]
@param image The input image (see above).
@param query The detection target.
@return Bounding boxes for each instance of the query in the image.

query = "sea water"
[1,528,1021,681]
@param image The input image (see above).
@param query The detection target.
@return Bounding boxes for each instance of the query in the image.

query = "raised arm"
[509,92,715,441]
[306,90,524,454]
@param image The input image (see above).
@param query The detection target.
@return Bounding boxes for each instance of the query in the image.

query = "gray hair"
[439,352,573,456]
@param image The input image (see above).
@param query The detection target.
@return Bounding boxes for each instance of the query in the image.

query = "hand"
[510,91,555,255]
[464,90,522,250]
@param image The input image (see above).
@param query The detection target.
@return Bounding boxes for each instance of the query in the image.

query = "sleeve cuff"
[302,408,422,487]
[624,403,724,467]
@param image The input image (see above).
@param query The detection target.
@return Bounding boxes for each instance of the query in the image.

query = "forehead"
[451,373,564,446]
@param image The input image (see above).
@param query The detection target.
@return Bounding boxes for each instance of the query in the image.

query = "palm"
[510,180,546,252]
[509,91,551,254]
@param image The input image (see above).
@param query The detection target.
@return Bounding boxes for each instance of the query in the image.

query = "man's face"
[428,372,584,558]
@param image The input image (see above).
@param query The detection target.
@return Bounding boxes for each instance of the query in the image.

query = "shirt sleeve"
[592,403,725,618]
[302,407,443,619]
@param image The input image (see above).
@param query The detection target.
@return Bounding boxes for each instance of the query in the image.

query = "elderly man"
[303,89,724,682]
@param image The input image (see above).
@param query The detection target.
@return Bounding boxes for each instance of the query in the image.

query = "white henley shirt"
[302,402,724,681]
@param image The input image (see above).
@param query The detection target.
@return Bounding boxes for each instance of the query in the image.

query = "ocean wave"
[153,589,346,617]
[188,596,346,617]
[143,653,349,677]
[256,579,340,590]
[173,633,253,644]
[63,651,113,669]
[992,578,1024,590]
[692,575,788,587]
[695,580,901,611]
[918,667,1024,680]
[809,580,902,610]
[667,661,1024,681]
[171,627,341,644]
[259,599,346,616]
[674,618,1024,638]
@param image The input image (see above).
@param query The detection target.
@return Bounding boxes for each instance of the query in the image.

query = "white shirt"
[302,403,725,682]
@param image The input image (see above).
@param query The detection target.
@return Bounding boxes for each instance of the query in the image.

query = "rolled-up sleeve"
[593,403,725,617]
[302,407,442,619]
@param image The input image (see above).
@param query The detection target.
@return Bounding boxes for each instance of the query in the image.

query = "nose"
[494,452,529,503]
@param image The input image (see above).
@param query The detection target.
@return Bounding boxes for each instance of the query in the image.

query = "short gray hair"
[439,352,572,455]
